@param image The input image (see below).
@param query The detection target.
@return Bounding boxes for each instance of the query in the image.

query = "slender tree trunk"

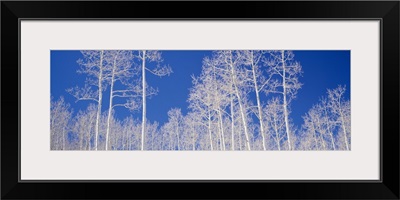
[121,130,124,150]
[251,61,267,151]
[51,113,56,150]
[211,63,225,151]
[151,129,154,150]
[230,94,235,150]
[160,133,164,150]
[238,128,242,151]
[176,123,180,150]
[192,125,195,151]
[281,50,292,150]
[324,107,336,150]
[141,50,146,151]
[126,129,129,150]
[122,129,126,150]
[87,129,90,150]
[217,121,222,150]
[340,111,349,150]
[62,128,66,150]
[114,131,118,150]
[233,75,251,150]
[320,134,326,150]
[95,50,104,151]
[168,133,172,150]
[208,109,214,150]
[79,128,83,150]
[316,118,326,150]
[161,132,164,150]
[218,110,226,150]
[273,115,281,151]
[106,55,117,151]
[229,53,251,150]
[87,116,94,150]
[129,132,132,150]
[311,121,319,150]
[329,131,336,150]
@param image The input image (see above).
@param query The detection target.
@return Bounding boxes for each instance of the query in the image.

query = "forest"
[51,50,351,151]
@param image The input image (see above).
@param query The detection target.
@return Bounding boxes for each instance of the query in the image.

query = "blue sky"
[51,50,350,128]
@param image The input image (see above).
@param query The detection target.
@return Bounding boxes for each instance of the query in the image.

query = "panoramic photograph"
[51,50,350,151]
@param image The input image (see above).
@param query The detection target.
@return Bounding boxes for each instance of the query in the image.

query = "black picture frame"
[2,1,399,199]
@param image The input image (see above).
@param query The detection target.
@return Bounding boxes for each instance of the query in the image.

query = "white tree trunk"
[130,132,132,150]
[320,134,326,150]
[238,127,242,151]
[235,87,250,150]
[124,129,128,150]
[217,121,222,150]
[62,128,65,150]
[230,61,251,150]
[324,107,336,150]
[251,62,267,151]
[281,51,292,150]
[340,110,349,150]
[192,125,195,151]
[329,131,336,150]
[141,50,146,151]
[87,116,94,150]
[176,123,180,150]
[208,109,214,150]
[105,55,117,151]
[161,132,164,150]
[169,132,172,150]
[317,118,326,150]
[79,130,83,150]
[126,129,129,150]
[230,95,235,150]
[311,121,319,150]
[218,110,226,150]
[95,50,104,151]
[87,129,90,150]
[273,115,281,151]
[151,130,154,150]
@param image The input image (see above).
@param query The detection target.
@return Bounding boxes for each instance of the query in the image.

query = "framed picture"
[2,1,399,199]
